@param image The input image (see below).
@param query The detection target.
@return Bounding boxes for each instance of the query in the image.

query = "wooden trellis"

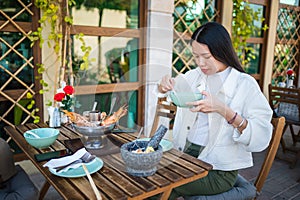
[0,0,38,133]
[273,3,300,85]
[172,0,220,76]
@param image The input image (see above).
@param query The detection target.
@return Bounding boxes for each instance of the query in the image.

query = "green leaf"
[26,92,33,99]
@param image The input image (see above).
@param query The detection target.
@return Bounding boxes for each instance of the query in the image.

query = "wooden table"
[4,122,212,200]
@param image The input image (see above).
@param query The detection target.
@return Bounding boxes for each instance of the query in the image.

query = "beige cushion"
[0,138,16,183]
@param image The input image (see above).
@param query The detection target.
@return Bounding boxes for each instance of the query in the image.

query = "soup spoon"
[26,131,41,138]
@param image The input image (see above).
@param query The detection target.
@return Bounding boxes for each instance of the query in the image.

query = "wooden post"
[263,0,279,97]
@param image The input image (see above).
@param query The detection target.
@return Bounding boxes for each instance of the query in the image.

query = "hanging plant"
[27,0,92,123]
[232,0,268,68]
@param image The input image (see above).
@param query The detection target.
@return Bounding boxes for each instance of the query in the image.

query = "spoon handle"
[26,131,40,138]
[82,164,102,200]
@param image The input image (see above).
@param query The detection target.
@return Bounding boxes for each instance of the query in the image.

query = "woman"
[157,22,273,198]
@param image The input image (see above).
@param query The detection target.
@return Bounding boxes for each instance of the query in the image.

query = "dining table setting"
[4,112,212,200]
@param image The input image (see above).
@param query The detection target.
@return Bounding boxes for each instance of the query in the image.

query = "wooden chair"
[150,97,177,137]
[268,84,300,167]
[185,117,285,200]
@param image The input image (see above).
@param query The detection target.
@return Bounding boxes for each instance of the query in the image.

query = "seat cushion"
[275,103,300,124]
[0,165,39,200]
[185,175,257,200]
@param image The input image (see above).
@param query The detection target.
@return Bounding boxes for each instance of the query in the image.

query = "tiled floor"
[19,126,300,200]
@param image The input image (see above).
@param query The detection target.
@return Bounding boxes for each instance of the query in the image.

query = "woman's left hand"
[186,91,225,114]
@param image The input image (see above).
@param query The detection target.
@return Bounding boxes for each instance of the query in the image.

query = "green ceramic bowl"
[169,91,203,107]
[24,128,59,149]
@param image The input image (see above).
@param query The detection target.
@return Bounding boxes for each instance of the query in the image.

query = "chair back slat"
[254,117,285,194]
[269,85,300,104]
[268,84,300,122]
[150,97,177,137]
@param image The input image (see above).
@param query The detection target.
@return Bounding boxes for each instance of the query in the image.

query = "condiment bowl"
[24,128,59,149]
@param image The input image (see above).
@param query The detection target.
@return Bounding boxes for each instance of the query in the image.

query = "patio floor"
[17,126,300,200]
[239,125,300,200]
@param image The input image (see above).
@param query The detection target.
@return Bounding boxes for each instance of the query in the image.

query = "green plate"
[135,138,173,152]
[49,157,103,178]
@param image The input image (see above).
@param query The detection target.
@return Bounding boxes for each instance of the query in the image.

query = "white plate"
[135,138,173,152]
[49,157,103,178]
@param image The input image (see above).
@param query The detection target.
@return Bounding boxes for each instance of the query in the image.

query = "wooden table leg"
[39,181,50,200]
[160,188,172,200]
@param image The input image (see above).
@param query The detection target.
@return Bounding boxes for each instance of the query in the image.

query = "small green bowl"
[169,91,203,107]
[24,128,59,149]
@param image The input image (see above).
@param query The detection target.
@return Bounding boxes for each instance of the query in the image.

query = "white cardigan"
[168,67,273,171]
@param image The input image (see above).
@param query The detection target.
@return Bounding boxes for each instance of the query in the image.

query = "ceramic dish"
[169,91,202,107]
[23,128,59,149]
[49,157,103,178]
[134,138,173,152]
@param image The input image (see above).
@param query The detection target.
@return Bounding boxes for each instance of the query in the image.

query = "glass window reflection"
[249,4,264,37]
[0,32,33,89]
[72,35,139,85]
[246,43,262,74]
[0,0,32,22]
[72,0,139,29]
[75,90,138,128]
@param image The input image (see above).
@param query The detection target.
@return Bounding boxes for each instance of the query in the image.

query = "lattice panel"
[0,0,36,130]
[173,0,219,76]
[273,4,300,84]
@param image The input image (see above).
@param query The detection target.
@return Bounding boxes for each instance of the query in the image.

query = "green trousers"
[168,141,238,200]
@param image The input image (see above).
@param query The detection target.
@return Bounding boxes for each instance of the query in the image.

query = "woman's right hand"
[158,75,175,93]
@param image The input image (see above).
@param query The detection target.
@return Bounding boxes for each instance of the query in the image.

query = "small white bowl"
[169,91,202,107]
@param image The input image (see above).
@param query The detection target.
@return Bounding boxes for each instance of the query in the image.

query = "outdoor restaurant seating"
[150,97,177,137]
[185,117,285,200]
[268,84,300,168]
[0,138,39,200]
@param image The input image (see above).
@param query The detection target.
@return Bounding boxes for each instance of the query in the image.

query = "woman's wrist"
[223,107,247,133]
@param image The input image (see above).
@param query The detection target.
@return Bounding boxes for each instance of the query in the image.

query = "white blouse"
[187,67,231,146]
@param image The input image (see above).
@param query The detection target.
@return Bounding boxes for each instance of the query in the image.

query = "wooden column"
[263,0,279,97]
[221,0,233,35]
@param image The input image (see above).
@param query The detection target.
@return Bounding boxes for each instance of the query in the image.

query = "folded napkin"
[43,148,89,173]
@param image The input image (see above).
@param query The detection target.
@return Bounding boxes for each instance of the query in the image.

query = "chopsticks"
[82,164,102,200]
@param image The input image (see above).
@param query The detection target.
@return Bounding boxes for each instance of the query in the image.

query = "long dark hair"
[191,22,245,73]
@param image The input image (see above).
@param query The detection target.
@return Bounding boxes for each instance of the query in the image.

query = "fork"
[54,152,96,172]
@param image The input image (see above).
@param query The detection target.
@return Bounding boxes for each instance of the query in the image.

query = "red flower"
[63,85,74,95]
[54,93,66,101]
[287,69,294,76]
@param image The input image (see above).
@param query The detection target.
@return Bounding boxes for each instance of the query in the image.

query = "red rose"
[54,93,66,101]
[287,69,294,76]
[63,85,74,95]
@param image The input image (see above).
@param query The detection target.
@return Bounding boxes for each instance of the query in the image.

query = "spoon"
[92,101,97,111]
[136,127,143,139]
[26,131,40,138]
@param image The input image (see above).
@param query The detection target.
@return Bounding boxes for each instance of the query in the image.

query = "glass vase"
[287,79,294,88]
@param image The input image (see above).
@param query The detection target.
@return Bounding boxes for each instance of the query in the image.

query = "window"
[70,0,145,128]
